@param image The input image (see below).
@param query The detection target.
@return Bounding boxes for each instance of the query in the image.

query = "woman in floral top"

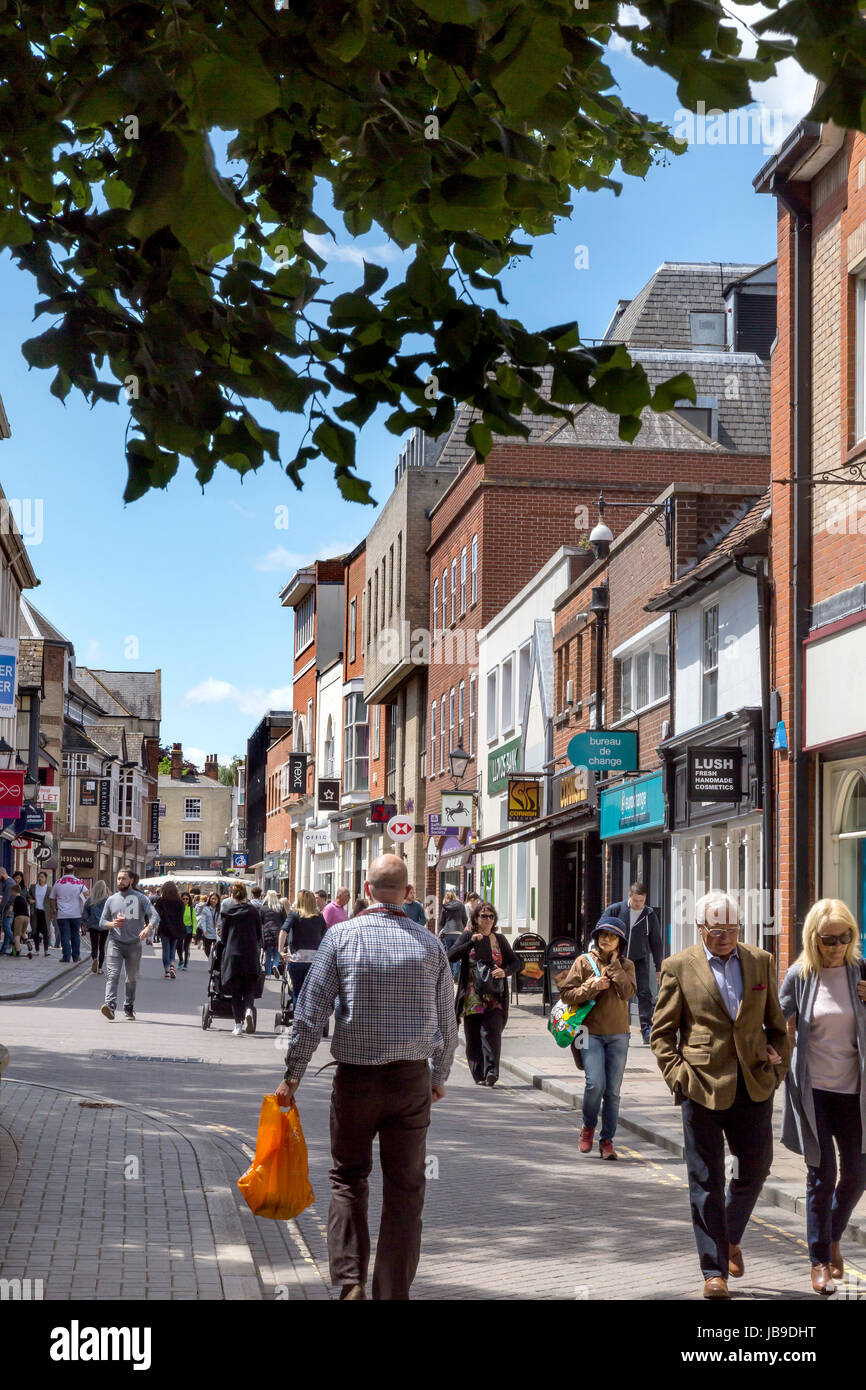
[448,902,520,1086]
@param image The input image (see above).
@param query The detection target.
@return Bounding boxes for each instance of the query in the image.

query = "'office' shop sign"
[688,747,742,802]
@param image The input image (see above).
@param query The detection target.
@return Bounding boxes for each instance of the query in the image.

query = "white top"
[629,907,641,928]
[34,883,48,909]
[808,968,859,1094]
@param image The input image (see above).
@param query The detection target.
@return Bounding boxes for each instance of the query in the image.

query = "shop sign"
[507,779,540,823]
[556,767,592,810]
[567,730,638,772]
[687,747,742,802]
[488,737,521,794]
[600,771,666,840]
[11,836,30,849]
[479,863,495,900]
[512,931,546,995]
[233,853,248,868]
[426,839,440,868]
[149,801,160,846]
[546,936,580,1001]
[98,777,111,829]
[17,803,44,832]
[437,845,474,874]
[426,813,448,836]
[317,778,340,810]
[37,785,60,812]
[440,793,473,829]
[80,778,99,807]
[58,849,95,871]
[0,637,18,721]
[303,826,333,850]
[288,754,306,794]
[0,770,25,818]
[278,852,290,876]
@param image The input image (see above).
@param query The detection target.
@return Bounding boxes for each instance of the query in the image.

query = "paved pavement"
[0,950,88,1000]
[0,942,864,1302]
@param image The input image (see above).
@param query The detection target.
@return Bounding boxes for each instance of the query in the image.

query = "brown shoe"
[703,1276,730,1299]
[599,1139,618,1160]
[728,1244,744,1278]
[829,1241,843,1280]
[578,1126,594,1154]
[810,1264,836,1296]
[339,1283,367,1301]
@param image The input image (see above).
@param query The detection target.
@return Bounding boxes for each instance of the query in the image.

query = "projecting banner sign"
[687,747,742,803]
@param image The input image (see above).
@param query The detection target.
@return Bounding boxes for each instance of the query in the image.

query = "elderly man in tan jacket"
[650,890,790,1299]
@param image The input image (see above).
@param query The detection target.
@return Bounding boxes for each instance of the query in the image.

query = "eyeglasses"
[477,912,495,919]
[818,932,852,947]
[701,925,740,940]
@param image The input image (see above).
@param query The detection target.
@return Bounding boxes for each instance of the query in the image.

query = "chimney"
[170,743,183,780]
[204,754,219,782]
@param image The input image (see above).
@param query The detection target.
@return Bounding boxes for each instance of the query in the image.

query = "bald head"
[366,853,409,905]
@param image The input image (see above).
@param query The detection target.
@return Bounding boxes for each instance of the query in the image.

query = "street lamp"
[448,745,471,788]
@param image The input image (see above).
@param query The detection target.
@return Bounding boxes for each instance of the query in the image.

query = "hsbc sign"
[386,815,415,844]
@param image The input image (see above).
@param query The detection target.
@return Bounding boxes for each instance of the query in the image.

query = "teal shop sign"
[600,771,666,840]
[488,736,521,794]
[568,729,638,772]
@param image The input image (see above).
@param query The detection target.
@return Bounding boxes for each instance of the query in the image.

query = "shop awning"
[436,845,475,873]
[470,801,597,856]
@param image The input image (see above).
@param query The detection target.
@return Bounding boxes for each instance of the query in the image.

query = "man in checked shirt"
[276,852,457,1301]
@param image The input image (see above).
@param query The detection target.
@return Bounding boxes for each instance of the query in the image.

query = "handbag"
[474,960,505,996]
[547,954,602,1048]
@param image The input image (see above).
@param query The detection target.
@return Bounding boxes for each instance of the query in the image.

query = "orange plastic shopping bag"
[237,1094,315,1220]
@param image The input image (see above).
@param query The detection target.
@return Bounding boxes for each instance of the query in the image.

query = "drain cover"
[89,1051,211,1064]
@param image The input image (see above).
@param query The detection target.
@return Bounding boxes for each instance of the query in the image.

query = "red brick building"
[757,123,866,966]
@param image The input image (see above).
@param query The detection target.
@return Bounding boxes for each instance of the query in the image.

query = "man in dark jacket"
[605,882,663,1044]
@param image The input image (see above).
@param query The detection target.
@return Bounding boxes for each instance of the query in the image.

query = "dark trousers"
[806,1089,866,1265]
[328,1060,432,1300]
[202,937,214,959]
[90,929,107,968]
[681,1070,774,1277]
[463,1009,505,1083]
[288,961,312,1002]
[228,974,256,1024]
[629,953,655,1030]
[179,934,191,966]
[32,910,50,954]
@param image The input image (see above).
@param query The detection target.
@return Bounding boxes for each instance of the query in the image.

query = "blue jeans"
[264,945,279,975]
[806,1089,866,1265]
[58,918,81,963]
[1,911,13,954]
[582,1032,630,1142]
[162,937,177,969]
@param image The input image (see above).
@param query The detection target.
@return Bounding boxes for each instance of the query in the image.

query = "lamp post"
[448,744,471,790]
[588,495,612,730]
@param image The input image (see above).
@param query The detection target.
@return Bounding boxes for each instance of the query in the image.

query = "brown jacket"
[650,942,791,1109]
[559,949,636,1035]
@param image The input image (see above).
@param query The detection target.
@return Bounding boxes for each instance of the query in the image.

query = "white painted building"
[476,548,579,937]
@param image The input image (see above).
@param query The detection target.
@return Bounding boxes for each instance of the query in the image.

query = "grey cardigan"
[778,960,866,1168]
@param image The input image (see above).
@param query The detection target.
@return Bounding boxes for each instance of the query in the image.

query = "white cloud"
[305,233,406,268]
[183,679,294,721]
[254,540,362,573]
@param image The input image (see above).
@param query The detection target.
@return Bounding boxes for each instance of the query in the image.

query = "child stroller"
[274,959,329,1039]
[201,938,265,1032]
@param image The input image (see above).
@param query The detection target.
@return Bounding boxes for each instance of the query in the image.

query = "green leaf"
[189,38,281,128]
[651,372,697,412]
[312,419,356,469]
[491,16,572,118]
[362,260,388,295]
[0,211,32,246]
[466,421,492,456]
[127,132,242,260]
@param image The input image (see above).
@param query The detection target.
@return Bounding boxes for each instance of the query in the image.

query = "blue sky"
[0,8,812,767]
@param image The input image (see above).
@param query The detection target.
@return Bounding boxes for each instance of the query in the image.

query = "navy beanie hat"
[590,913,628,945]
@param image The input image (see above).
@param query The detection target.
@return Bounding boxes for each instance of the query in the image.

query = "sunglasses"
[818,932,852,947]
[477,912,495,919]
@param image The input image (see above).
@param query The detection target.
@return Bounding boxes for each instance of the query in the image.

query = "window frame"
[471,534,478,605]
[183,797,202,821]
[701,603,720,723]
[184,831,200,857]
[451,558,457,625]
[468,674,476,757]
[460,547,467,615]
[294,590,315,656]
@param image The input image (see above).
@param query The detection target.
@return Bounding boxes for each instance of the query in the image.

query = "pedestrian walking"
[196,895,217,959]
[279,890,326,1003]
[0,866,15,955]
[402,884,427,927]
[351,896,368,918]
[10,879,32,958]
[179,891,196,969]
[49,864,88,963]
[99,867,158,1021]
[650,890,790,1299]
[154,880,185,978]
[605,882,663,1044]
[323,887,351,927]
[83,880,109,974]
[448,901,519,1088]
[29,870,51,956]
[315,889,329,916]
[260,889,286,978]
[438,890,467,934]
[218,881,262,1036]
[249,885,263,916]
[559,914,636,1159]
[778,898,866,1296]
[275,853,457,1301]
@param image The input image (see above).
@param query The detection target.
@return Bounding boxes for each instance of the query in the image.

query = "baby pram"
[273,960,329,1039]
[201,938,264,1032]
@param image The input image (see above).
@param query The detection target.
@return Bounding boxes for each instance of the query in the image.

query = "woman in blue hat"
[559,914,637,1159]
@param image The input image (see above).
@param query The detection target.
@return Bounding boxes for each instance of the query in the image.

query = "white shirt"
[49,874,87,918]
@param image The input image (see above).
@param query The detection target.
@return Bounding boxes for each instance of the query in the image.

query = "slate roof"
[645,490,771,611]
[20,599,74,647]
[603,262,764,349]
[77,669,162,722]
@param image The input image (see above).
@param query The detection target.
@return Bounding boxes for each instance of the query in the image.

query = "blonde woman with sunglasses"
[779,899,866,1296]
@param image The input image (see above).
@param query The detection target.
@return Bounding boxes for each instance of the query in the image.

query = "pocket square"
[752,982,766,991]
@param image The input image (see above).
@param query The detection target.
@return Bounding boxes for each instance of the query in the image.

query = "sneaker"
[579,1126,594,1153]
[271,967,280,980]
[243,1008,255,1035]
[169,966,176,978]
[124,1007,136,1021]
[232,1023,243,1036]
[600,1140,618,1160]
[164,970,171,979]
[100,1003,115,1021]
[642,1027,652,1045]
